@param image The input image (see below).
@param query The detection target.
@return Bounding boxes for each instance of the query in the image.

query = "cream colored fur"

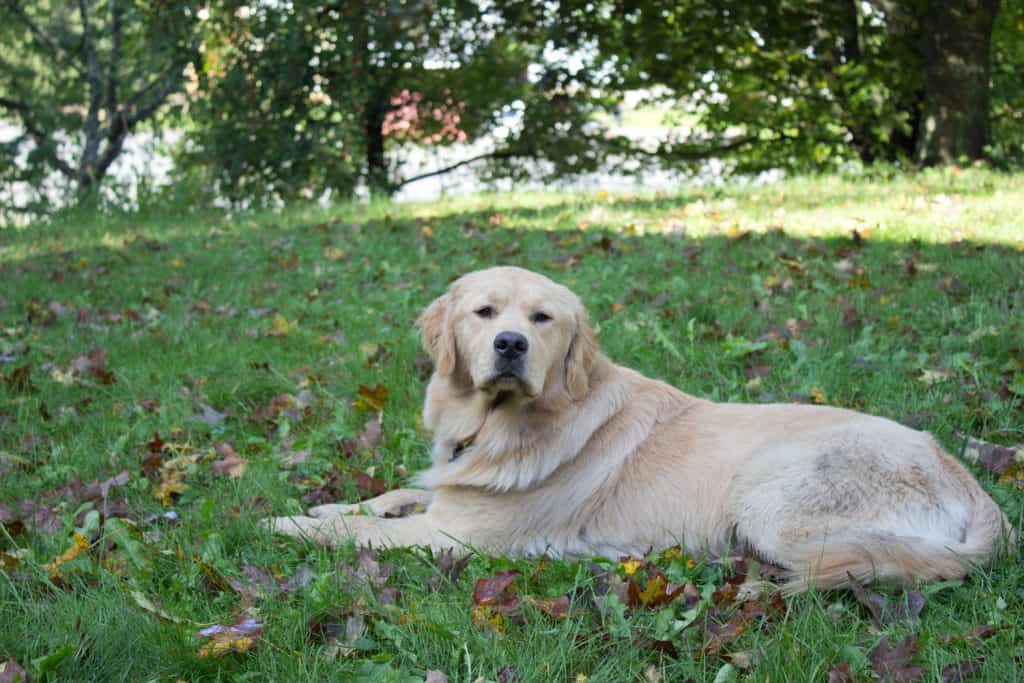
[269,266,1013,591]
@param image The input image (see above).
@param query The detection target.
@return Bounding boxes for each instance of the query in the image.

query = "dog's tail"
[782,495,1015,594]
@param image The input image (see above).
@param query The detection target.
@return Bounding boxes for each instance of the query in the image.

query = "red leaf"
[472,570,519,615]
[827,662,855,683]
[531,595,570,620]
[0,658,28,683]
[869,635,924,683]
[941,659,983,682]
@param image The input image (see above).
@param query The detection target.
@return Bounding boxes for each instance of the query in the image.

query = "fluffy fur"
[269,266,1013,591]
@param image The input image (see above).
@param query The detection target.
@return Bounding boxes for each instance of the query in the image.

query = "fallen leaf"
[130,589,196,624]
[471,570,520,631]
[141,432,167,477]
[0,658,28,683]
[350,548,394,588]
[308,606,372,658]
[154,462,188,506]
[69,347,116,384]
[270,313,297,336]
[353,469,389,498]
[136,398,161,413]
[425,671,450,683]
[338,416,383,457]
[195,402,226,426]
[3,364,34,393]
[848,574,925,626]
[726,650,761,670]
[703,615,748,656]
[197,618,263,658]
[938,276,965,297]
[354,384,388,412]
[428,549,473,591]
[530,595,571,620]
[944,624,999,644]
[827,662,855,683]
[620,557,643,576]
[44,532,90,579]
[940,659,983,682]
[278,440,312,468]
[497,665,520,683]
[959,434,1021,475]
[210,442,247,478]
[918,368,952,385]
[869,635,923,683]
[473,570,519,614]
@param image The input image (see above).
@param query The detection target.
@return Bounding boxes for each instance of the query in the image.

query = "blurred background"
[1,0,1022,222]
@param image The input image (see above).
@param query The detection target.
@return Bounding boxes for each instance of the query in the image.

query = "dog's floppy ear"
[564,304,597,401]
[416,292,456,376]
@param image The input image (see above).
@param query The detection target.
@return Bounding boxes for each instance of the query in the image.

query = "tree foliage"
[179,1,629,205]
[1,0,1022,212]
[573,0,1021,172]
[0,0,200,213]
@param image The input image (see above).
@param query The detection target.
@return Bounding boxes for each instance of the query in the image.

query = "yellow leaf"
[918,368,951,385]
[638,575,667,605]
[848,273,871,289]
[660,546,682,560]
[198,635,256,658]
[810,387,827,405]
[354,383,388,412]
[154,468,186,506]
[323,246,346,261]
[170,256,185,268]
[470,605,505,633]
[271,313,297,336]
[620,557,642,576]
[45,533,90,579]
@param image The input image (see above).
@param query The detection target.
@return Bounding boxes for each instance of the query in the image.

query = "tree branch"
[106,0,123,115]
[654,134,759,161]
[126,65,186,127]
[2,0,82,75]
[0,96,77,178]
[396,150,523,187]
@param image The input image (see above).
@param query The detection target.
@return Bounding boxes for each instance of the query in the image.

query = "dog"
[269,266,1012,590]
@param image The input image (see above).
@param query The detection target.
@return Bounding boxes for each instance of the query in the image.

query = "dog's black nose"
[494,331,528,359]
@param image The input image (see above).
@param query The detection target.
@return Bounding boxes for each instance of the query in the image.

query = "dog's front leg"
[268,512,459,552]
[305,488,434,519]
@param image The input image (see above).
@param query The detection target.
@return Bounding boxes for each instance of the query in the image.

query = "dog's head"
[417,266,597,401]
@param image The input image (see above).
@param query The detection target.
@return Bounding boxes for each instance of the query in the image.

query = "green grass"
[1,167,1023,682]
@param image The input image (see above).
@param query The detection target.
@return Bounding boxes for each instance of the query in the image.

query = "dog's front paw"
[265,515,326,542]
[264,513,374,548]
[307,502,364,518]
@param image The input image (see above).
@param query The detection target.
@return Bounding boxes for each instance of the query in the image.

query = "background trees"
[0,1,200,213]
[0,0,1021,214]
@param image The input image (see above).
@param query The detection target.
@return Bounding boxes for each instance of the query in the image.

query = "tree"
[0,0,200,212]
[183,1,629,202]
[570,0,1017,170]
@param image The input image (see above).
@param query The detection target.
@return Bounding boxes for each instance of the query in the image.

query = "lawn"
[1,168,1023,682]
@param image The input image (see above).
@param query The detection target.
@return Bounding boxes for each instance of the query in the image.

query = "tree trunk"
[915,0,1001,165]
[364,96,389,195]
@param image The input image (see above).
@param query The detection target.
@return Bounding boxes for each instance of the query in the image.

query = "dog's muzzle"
[490,331,528,384]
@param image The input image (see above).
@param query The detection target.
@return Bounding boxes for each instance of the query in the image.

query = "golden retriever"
[270,266,1012,590]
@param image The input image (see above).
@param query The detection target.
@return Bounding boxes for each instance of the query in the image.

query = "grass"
[1,167,1023,682]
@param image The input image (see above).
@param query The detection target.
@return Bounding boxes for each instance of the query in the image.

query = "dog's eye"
[531,312,552,323]
[475,306,495,319]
